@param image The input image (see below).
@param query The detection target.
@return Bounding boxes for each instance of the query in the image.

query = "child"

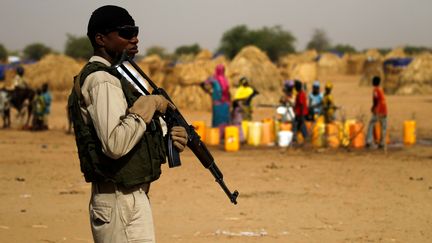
[366,76,387,149]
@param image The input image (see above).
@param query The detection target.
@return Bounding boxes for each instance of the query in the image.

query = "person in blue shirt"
[308,80,323,121]
[41,83,52,130]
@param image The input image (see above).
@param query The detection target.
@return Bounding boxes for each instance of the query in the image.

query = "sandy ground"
[0,74,431,243]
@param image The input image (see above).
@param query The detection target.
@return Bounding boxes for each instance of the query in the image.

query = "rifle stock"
[114,52,239,205]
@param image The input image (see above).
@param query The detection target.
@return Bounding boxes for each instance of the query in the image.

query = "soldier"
[68,5,188,242]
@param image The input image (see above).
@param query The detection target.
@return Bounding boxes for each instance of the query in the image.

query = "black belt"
[94,181,150,194]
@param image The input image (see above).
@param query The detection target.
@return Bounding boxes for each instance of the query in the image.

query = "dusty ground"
[0,74,431,243]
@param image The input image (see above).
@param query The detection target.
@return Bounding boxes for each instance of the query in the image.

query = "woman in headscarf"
[201,64,231,127]
[233,77,259,122]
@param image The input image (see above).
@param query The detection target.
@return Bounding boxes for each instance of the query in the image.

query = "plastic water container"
[224,126,240,152]
[373,121,390,144]
[342,119,356,146]
[279,122,292,131]
[326,122,340,148]
[261,120,275,146]
[241,120,249,143]
[312,121,325,148]
[305,121,313,134]
[403,120,416,145]
[205,127,220,146]
[192,121,206,142]
[247,122,262,146]
[277,131,293,147]
[350,122,365,148]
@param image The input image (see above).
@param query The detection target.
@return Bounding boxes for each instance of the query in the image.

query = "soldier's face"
[102,26,139,60]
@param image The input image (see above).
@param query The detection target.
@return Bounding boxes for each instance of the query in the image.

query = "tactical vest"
[67,61,166,188]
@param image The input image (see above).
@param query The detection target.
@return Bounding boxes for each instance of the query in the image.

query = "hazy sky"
[1,0,431,54]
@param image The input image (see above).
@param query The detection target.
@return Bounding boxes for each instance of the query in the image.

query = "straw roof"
[227,45,282,91]
[365,49,383,61]
[163,55,228,110]
[24,54,83,91]
[195,49,213,61]
[278,51,318,84]
[384,47,406,60]
[397,52,432,94]
[136,54,166,87]
[346,53,366,75]
[317,52,346,76]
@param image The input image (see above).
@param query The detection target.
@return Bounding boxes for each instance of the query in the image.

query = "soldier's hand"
[129,95,175,124]
[171,126,188,152]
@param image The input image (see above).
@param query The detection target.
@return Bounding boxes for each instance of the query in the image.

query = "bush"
[0,43,7,62]
[404,46,432,55]
[175,43,201,56]
[306,29,331,53]
[329,44,357,54]
[217,25,296,62]
[64,34,93,60]
[146,46,168,58]
[23,43,51,61]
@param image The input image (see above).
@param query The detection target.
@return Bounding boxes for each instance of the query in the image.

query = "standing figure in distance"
[279,80,296,123]
[201,64,231,128]
[322,82,337,124]
[308,80,323,121]
[292,80,309,144]
[366,76,388,149]
[41,82,52,130]
[68,5,188,243]
[232,76,259,122]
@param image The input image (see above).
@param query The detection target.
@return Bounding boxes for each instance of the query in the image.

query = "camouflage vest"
[67,61,166,187]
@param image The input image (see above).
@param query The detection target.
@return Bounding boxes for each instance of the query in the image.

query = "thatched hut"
[24,54,83,91]
[384,47,406,60]
[346,53,366,75]
[317,52,346,76]
[228,45,283,105]
[195,49,213,60]
[163,54,228,110]
[228,45,282,90]
[359,49,384,86]
[365,49,383,61]
[278,50,318,84]
[396,52,432,95]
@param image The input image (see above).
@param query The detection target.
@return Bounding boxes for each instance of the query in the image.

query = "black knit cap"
[87,5,135,40]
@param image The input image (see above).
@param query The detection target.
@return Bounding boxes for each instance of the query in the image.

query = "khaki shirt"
[80,56,146,159]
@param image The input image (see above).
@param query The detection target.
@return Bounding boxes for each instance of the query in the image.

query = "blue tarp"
[383,57,413,67]
[0,65,5,80]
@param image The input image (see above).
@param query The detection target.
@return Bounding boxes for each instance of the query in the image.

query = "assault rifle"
[114,51,239,205]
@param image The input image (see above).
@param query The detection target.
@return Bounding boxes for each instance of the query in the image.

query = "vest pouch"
[68,90,105,182]
[76,131,109,182]
[113,126,166,188]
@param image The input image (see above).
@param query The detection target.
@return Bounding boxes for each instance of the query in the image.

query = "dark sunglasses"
[105,25,139,39]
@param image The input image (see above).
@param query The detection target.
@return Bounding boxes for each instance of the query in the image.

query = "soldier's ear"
[95,33,105,47]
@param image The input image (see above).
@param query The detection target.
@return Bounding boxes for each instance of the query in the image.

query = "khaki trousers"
[89,183,155,243]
